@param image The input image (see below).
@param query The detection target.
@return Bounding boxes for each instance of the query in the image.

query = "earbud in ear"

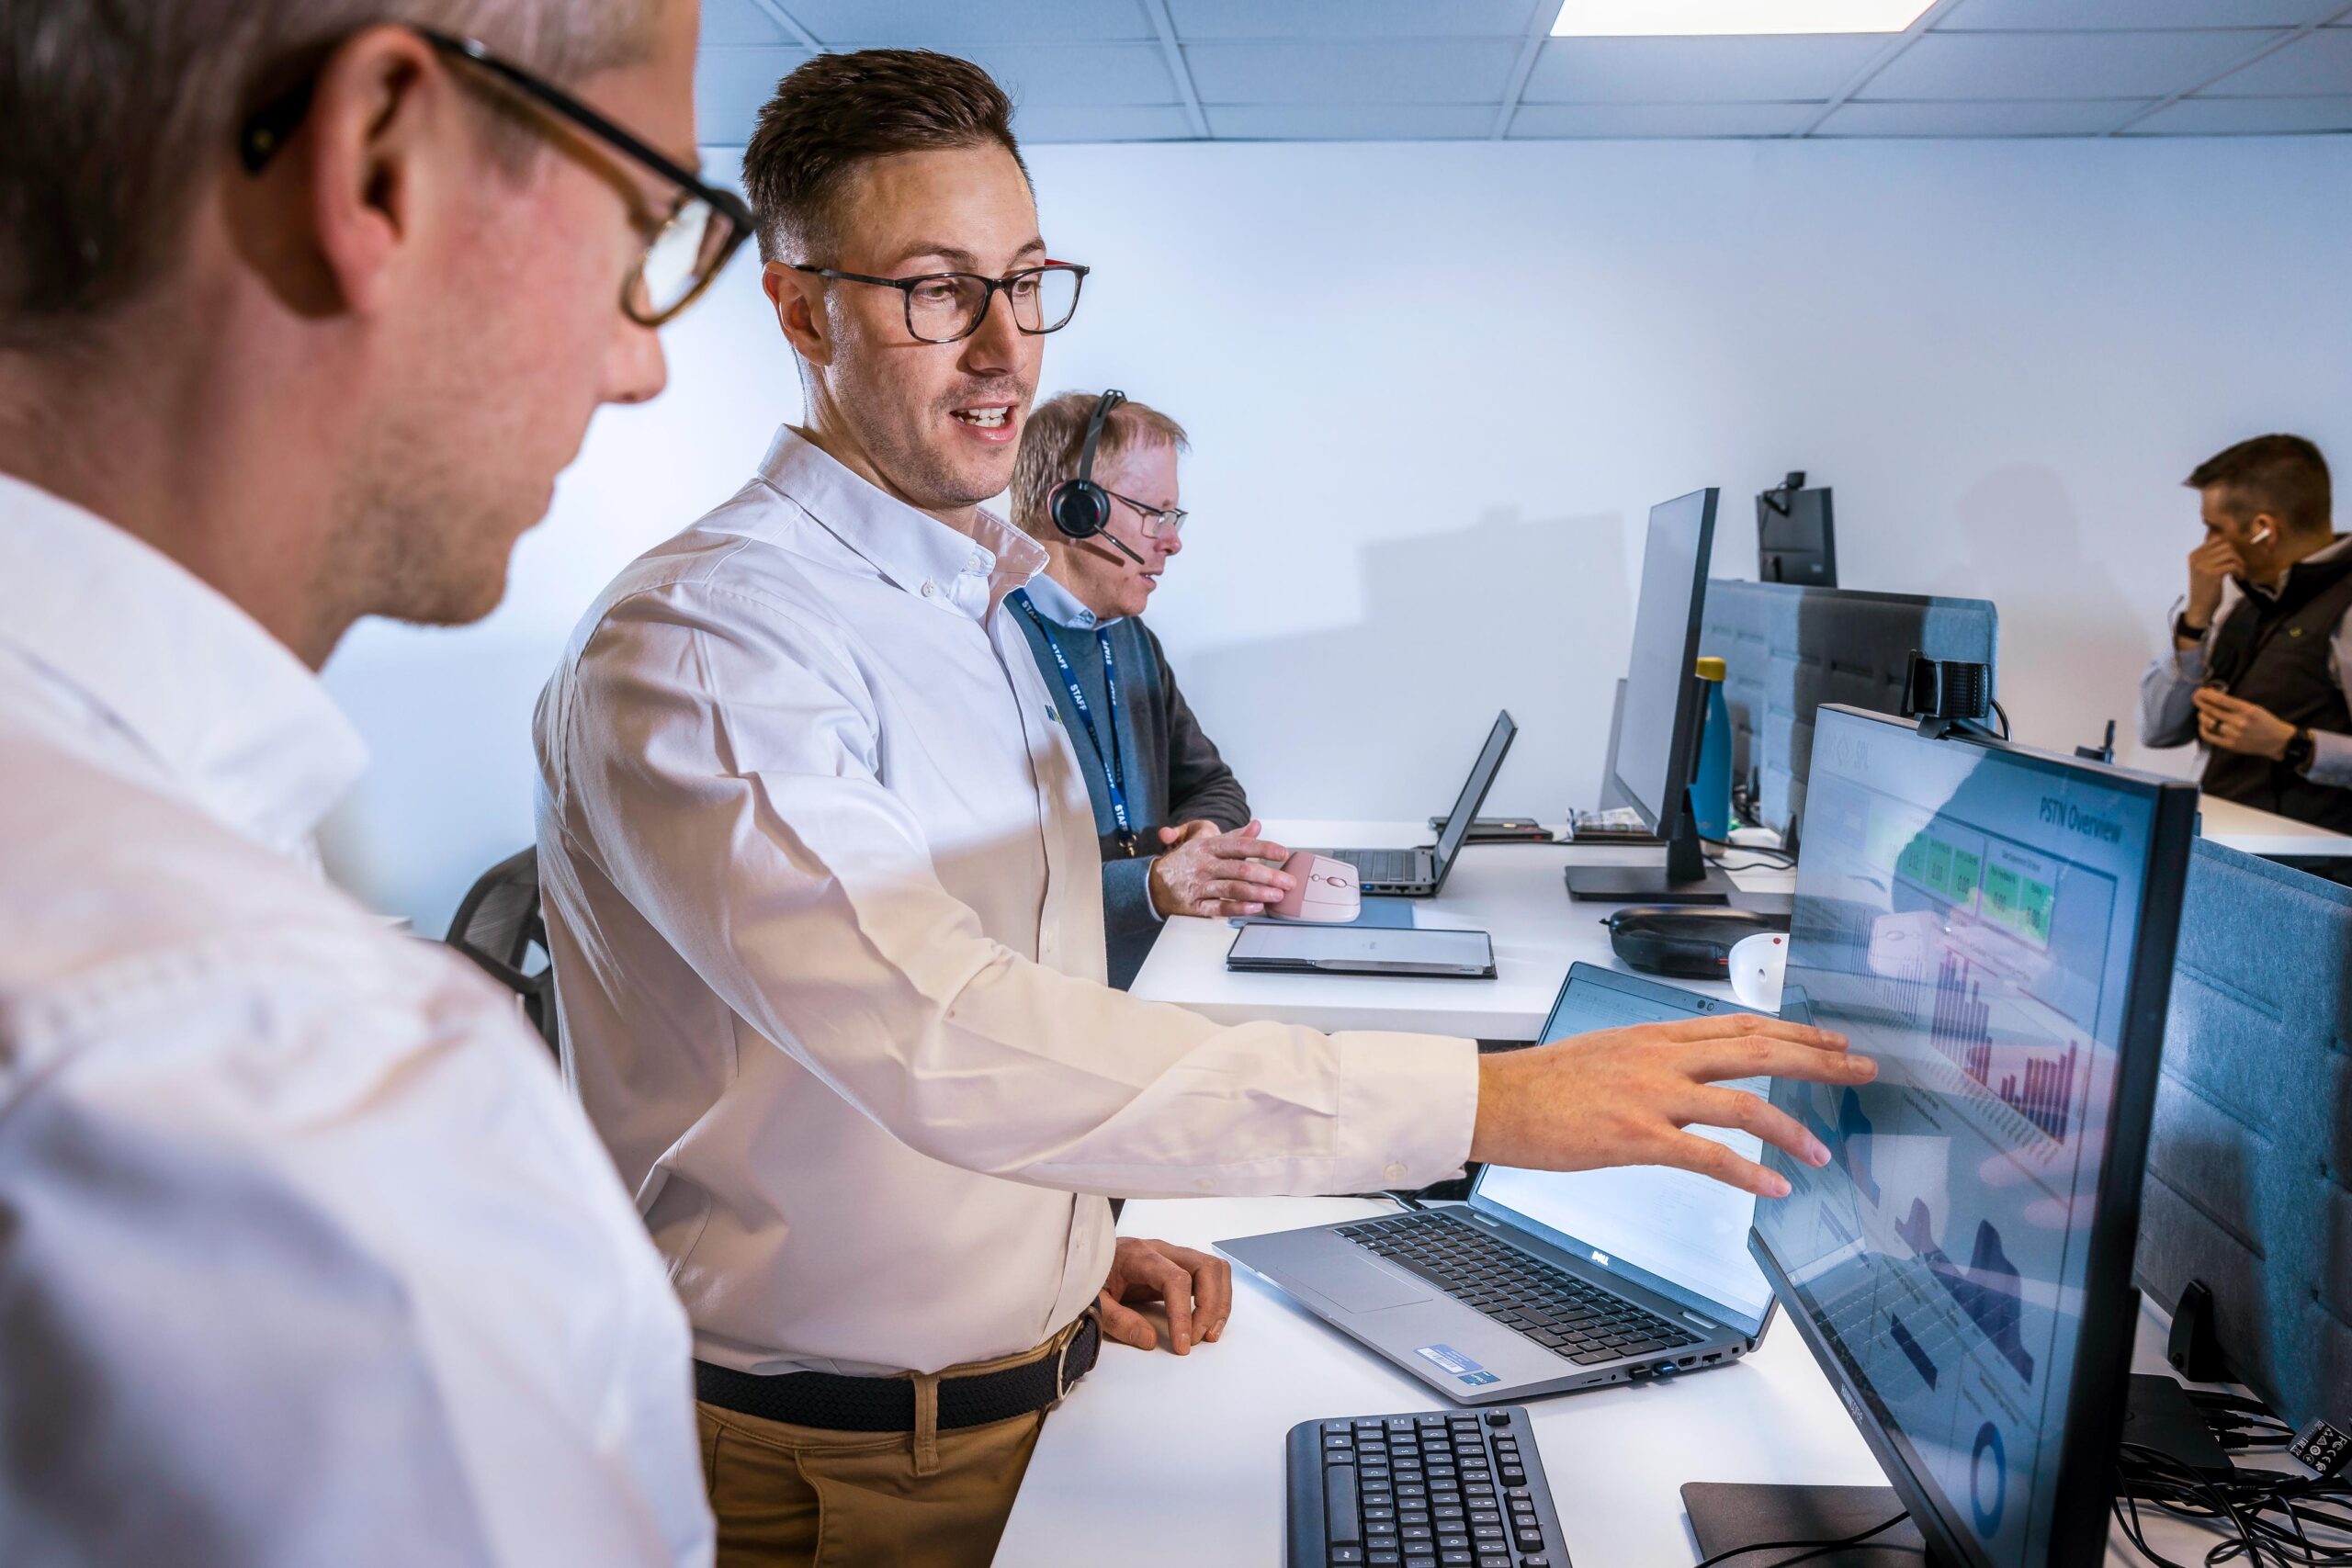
[2253,524,2276,544]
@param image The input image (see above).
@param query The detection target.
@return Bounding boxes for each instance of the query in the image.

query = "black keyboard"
[1338,1212,1701,1366]
[1331,848,1423,886]
[1286,1405,1571,1568]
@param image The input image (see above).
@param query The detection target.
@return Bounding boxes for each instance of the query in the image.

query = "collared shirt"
[534,426,1476,1379]
[0,475,709,1568]
[1020,568,1110,629]
[2140,535,2352,787]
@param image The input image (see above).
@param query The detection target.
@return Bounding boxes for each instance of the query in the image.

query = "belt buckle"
[1049,1313,1091,1410]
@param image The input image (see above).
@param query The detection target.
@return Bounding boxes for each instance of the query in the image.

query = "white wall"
[321,134,2352,935]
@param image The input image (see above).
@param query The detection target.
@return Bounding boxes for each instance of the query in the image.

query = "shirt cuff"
[2306,730,2352,789]
[1139,854,1166,925]
[1337,1032,1480,1190]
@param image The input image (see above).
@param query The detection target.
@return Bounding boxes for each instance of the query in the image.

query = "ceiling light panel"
[1552,0,1936,36]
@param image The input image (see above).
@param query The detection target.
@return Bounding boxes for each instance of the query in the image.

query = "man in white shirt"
[536,48,1875,1568]
[0,5,728,1564]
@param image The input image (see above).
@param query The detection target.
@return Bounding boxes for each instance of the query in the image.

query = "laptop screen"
[1471,965,1777,1335]
[1430,711,1517,878]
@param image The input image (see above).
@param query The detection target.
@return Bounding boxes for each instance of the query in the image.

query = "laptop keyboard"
[1287,1405,1571,1568]
[1338,1212,1702,1366]
[1330,848,1421,886]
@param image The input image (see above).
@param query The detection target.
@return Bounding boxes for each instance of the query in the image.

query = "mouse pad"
[1230,896,1415,931]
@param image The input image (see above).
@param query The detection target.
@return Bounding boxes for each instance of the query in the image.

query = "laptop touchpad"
[1287,1253,1431,1313]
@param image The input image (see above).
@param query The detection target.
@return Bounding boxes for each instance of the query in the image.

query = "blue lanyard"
[1011,590,1136,854]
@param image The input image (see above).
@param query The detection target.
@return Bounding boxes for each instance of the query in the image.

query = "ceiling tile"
[1508,101,1821,136]
[772,0,1154,45]
[898,44,1176,107]
[2126,94,2352,132]
[2201,28,2352,95]
[1204,104,1500,139]
[1522,35,1889,104]
[1183,38,1523,104]
[695,46,814,145]
[1861,29,2284,99]
[1012,105,1200,141]
[1938,0,2346,27]
[1168,0,1545,39]
[701,0,787,46]
[1816,98,2147,135]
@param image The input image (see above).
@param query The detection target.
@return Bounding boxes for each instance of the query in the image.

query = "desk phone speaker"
[1271,852,1361,923]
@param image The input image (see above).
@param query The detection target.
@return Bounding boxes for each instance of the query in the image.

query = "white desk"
[997,1197,2317,1568]
[1129,821,1792,1042]
[2198,793,2352,860]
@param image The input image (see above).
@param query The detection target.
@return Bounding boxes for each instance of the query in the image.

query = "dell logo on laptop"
[1592,1250,1611,1267]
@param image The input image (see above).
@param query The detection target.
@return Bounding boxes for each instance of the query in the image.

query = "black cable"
[1689,1509,1911,1568]
[1990,699,2012,739]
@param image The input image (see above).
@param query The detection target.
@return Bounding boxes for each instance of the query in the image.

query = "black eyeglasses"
[1103,488,1186,540]
[786,262,1089,345]
[238,27,752,327]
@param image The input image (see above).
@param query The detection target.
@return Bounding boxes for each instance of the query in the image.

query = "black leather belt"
[695,1314,1101,1434]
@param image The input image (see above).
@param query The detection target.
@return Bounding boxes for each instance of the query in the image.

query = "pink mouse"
[1270,851,1362,923]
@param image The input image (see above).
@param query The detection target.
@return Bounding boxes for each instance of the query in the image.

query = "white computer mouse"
[1728,930,1788,1013]
[1270,852,1362,923]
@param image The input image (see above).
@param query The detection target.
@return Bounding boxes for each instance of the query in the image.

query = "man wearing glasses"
[0,5,748,1563]
[535,47,1871,1568]
[1006,390,1278,989]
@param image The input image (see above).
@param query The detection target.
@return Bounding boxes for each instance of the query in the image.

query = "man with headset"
[1007,388,1275,988]
[532,47,1873,1568]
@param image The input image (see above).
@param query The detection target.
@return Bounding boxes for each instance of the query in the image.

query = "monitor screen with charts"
[1749,705,2195,1567]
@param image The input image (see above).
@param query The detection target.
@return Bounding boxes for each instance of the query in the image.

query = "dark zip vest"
[2199,538,2352,832]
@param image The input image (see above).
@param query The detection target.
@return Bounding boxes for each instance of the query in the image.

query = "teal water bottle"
[1691,656,1733,842]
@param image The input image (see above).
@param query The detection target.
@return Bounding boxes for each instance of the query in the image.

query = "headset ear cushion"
[1050,479,1111,540]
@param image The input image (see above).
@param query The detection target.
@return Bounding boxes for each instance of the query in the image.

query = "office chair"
[445,847,560,1055]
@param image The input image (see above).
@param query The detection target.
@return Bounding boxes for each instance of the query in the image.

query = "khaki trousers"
[696,1317,1088,1568]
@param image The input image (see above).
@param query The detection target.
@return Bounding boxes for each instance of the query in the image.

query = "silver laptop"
[1304,711,1516,897]
[1217,964,1785,1404]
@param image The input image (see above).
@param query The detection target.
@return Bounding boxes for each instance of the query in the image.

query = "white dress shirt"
[0,475,710,1568]
[534,426,1477,1379]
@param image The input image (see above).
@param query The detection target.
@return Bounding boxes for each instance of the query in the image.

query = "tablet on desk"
[1224,923,1495,978]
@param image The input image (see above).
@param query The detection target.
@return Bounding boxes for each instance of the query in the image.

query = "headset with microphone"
[1046,389,1145,565]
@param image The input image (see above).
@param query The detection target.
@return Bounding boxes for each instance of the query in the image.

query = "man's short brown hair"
[740,49,1026,265]
[1012,391,1189,538]
[2187,434,2334,537]
[0,0,650,352]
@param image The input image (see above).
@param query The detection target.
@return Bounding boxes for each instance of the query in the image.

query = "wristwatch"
[2283,728,2317,776]
[2173,611,2210,645]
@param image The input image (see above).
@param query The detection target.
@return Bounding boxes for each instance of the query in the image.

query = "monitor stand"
[1563,812,1735,905]
[1681,1483,1937,1565]
[1679,1376,2230,1565]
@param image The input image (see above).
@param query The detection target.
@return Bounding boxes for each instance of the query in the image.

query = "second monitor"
[1566,488,1737,905]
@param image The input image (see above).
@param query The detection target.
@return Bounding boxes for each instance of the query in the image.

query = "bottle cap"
[1694,656,1727,682]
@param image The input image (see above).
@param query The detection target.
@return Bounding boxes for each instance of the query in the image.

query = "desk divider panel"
[2135,839,2352,1431]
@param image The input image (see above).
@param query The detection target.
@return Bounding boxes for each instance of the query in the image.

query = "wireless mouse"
[1604,905,1789,981]
[1271,852,1361,923]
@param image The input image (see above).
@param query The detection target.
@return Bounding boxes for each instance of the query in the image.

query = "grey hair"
[0,0,653,349]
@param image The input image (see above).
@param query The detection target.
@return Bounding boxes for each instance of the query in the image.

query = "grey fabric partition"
[2136,839,2352,1429]
[1697,581,1999,842]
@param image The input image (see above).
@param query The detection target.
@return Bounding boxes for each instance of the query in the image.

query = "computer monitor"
[1733,705,2198,1566]
[1698,581,2000,844]
[1758,475,1838,588]
[1565,489,1736,905]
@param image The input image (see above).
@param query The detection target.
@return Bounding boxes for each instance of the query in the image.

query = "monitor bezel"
[1607,488,1721,839]
[1745,702,2199,1568]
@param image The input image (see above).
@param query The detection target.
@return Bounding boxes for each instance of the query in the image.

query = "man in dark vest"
[2142,434,2352,835]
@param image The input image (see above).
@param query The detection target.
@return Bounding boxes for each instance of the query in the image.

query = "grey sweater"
[1010,601,1250,988]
